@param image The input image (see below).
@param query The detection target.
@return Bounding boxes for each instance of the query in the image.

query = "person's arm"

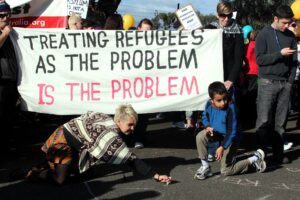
[185,111,194,128]
[288,38,298,83]
[220,103,238,149]
[255,30,283,66]
[201,102,211,128]
[126,157,172,183]
[226,33,244,85]
[0,24,12,48]
[215,104,238,160]
[185,111,193,120]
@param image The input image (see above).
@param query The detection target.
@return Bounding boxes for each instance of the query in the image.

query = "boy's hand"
[215,146,224,161]
[205,127,214,136]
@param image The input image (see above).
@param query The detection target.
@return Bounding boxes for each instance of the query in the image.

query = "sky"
[117,0,219,26]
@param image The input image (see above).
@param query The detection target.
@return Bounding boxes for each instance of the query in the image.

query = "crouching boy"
[194,81,266,180]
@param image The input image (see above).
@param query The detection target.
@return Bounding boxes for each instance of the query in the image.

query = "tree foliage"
[151,0,295,30]
[235,0,294,29]
[198,13,218,27]
[151,11,217,30]
[152,12,177,30]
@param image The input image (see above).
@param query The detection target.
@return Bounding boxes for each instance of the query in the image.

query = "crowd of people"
[1,0,299,185]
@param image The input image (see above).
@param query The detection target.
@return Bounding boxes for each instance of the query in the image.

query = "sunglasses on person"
[219,13,233,19]
[0,13,11,19]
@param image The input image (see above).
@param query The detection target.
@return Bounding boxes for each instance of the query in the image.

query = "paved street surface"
[0,112,299,200]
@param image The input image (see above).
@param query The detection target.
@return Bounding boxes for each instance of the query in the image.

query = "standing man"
[0,0,19,154]
[255,5,297,165]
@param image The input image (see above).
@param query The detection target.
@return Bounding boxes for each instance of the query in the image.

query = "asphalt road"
[0,112,299,200]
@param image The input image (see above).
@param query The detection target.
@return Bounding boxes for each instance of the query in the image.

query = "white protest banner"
[176,4,203,30]
[6,0,31,8]
[12,28,223,115]
[10,0,67,28]
[67,0,89,19]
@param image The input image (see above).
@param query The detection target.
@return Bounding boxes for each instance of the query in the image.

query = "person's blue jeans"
[208,140,219,156]
[256,78,292,162]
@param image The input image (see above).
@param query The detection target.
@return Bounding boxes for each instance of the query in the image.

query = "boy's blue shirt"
[202,100,239,149]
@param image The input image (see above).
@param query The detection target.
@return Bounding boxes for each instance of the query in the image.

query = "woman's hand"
[154,174,172,183]
[224,80,233,90]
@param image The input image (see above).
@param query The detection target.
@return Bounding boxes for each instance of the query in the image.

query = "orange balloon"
[123,14,135,30]
[291,1,300,20]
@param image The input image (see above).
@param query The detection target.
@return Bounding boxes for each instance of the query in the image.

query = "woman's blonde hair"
[217,1,233,15]
[114,104,138,124]
[68,14,81,25]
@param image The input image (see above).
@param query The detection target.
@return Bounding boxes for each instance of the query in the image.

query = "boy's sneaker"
[171,121,187,129]
[284,142,293,151]
[155,113,165,120]
[134,142,144,149]
[253,149,266,173]
[194,166,213,180]
[207,154,215,162]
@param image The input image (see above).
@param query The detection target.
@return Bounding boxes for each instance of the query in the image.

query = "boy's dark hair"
[274,5,294,19]
[137,18,153,29]
[208,81,227,99]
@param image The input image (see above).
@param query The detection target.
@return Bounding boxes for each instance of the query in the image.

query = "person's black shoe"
[271,156,291,165]
[296,119,300,128]
[282,156,291,164]
[9,168,28,181]
[0,148,19,159]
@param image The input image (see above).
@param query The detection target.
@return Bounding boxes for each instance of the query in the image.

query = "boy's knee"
[195,132,201,141]
[196,130,206,141]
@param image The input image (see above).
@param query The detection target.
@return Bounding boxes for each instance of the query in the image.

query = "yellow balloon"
[291,1,300,20]
[123,14,135,30]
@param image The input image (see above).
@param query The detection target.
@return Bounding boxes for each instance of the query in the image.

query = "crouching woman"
[26,104,171,185]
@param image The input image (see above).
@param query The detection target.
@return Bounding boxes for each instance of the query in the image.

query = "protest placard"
[176,4,203,30]
[67,0,89,19]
